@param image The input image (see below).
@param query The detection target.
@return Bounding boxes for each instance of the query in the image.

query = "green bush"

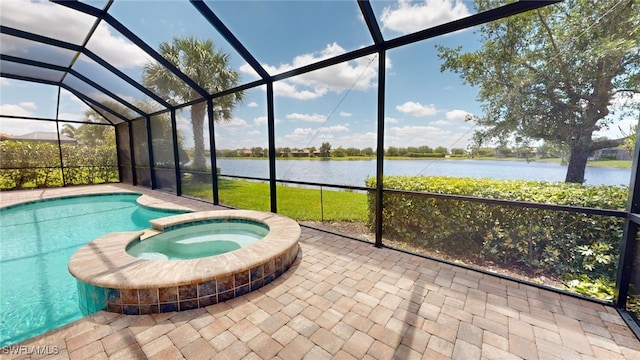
[365,176,626,283]
[600,153,618,161]
[0,141,119,190]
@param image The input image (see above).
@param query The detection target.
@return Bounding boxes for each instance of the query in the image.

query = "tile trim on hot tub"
[69,210,301,315]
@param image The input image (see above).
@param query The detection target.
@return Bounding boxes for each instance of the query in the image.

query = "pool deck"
[2,184,640,359]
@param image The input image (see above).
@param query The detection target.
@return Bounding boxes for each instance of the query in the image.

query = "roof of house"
[10,132,77,143]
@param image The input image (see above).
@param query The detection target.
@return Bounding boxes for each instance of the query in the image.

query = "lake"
[213,158,632,187]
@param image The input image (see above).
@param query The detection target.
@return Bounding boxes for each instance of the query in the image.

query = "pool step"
[140,229,161,240]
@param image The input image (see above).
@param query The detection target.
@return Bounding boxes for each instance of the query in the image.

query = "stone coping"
[68,210,301,289]
[135,194,194,212]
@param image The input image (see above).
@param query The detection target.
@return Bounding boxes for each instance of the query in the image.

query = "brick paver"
[3,184,640,359]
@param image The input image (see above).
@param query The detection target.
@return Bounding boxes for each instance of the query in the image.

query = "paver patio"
[2,184,640,359]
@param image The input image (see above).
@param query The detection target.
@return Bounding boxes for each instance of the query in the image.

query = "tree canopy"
[62,109,115,147]
[320,142,332,157]
[437,0,639,183]
[143,37,243,172]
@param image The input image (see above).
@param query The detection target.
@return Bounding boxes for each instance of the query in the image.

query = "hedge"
[365,176,627,282]
[0,141,119,190]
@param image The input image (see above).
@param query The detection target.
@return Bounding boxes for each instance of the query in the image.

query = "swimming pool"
[0,193,186,347]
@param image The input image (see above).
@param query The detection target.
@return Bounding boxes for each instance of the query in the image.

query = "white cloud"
[388,125,445,137]
[282,124,351,145]
[242,43,384,100]
[385,117,401,124]
[0,1,93,44]
[610,92,640,110]
[319,125,350,133]
[254,116,267,126]
[253,116,282,126]
[383,124,474,149]
[58,112,85,121]
[288,125,349,136]
[339,111,352,117]
[239,63,257,77]
[593,92,640,139]
[0,1,150,68]
[0,116,54,136]
[446,109,471,121]
[273,81,327,100]
[283,128,315,144]
[336,132,377,148]
[381,0,472,35]
[247,102,259,108]
[0,102,37,117]
[396,101,437,117]
[217,117,249,131]
[286,113,327,123]
[594,118,637,140]
[86,24,153,68]
[291,128,316,136]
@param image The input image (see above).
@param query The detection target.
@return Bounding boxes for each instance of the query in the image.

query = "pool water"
[0,193,186,346]
[126,221,269,260]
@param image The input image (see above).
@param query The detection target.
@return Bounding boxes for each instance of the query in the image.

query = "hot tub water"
[126,221,269,260]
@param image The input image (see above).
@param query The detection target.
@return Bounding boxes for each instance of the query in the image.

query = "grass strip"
[182,178,368,222]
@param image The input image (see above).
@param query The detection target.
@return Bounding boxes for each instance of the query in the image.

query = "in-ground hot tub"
[126,219,270,260]
[68,210,300,315]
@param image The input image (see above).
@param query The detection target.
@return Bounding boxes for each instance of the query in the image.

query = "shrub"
[0,141,119,190]
[365,176,626,283]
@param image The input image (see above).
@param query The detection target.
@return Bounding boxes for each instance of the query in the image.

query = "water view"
[212,159,631,187]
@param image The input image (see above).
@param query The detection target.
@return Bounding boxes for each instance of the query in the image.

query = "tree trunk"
[565,144,590,184]
[191,102,206,171]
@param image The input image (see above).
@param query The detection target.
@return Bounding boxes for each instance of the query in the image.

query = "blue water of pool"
[126,221,269,260]
[0,193,187,346]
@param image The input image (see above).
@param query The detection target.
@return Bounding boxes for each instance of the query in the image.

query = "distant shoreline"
[214,156,632,169]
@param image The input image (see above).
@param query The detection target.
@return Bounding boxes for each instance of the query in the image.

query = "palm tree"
[60,124,76,139]
[74,108,116,147]
[142,37,243,171]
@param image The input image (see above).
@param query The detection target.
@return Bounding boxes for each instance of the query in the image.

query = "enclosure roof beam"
[82,49,174,110]
[191,0,271,81]
[0,25,83,52]
[241,1,560,93]
[0,73,59,88]
[69,70,146,119]
[61,84,129,124]
[1,55,145,120]
[358,1,384,47]
[53,0,211,100]
[1,26,173,113]
[0,114,113,126]
[385,1,561,50]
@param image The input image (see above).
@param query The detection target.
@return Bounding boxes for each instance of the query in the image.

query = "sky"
[0,0,638,152]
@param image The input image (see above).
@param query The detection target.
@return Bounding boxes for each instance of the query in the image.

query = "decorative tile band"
[70,209,301,315]
[76,242,299,315]
[163,217,270,232]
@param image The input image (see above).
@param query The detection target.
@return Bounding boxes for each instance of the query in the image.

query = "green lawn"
[182,178,368,222]
[586,160,632,168]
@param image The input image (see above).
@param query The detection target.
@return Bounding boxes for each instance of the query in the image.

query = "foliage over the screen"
[365,176,627,286]
[0,141,118,189]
